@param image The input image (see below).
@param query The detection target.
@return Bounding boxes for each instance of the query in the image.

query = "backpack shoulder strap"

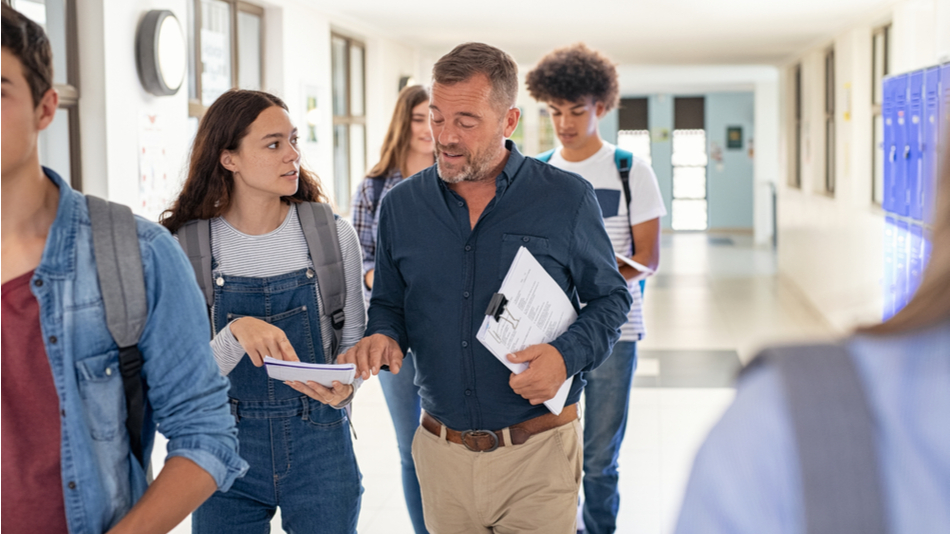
[298,202,347,359]
[86,195,148,468]
[745,344,887,534]
[614,148,636,256]
[177,219,213,307]
[535,148,556,163]
[370,176,387,215]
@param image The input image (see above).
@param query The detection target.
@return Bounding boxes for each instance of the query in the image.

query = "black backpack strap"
[87,196,149,468]
[297,202,347,359]
[614,148,635,256]
[177,219,214,307]
[371,176,386,215]
[745,344,887,534]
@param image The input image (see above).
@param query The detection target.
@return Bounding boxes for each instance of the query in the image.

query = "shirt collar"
[36,167,81,279]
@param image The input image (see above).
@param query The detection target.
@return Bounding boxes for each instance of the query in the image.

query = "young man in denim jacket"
[1,5,247,533]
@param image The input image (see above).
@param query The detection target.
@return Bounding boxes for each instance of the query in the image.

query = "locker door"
[908,224,923,300]
[882,76,898,213]
[895,219,909,312]
[942,64,950,172]
[882,217,897,320]
[893,74,909,216]
[922,67,940,225]
[907,71,924,221]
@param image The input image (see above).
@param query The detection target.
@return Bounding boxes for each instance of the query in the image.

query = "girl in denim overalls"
[162,90,365,533]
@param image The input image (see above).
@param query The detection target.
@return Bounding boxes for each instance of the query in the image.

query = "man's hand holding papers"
[507,343,568,405]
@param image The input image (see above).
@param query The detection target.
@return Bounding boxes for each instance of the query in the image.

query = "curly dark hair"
[2,3,54,107]
[525,43,619,112]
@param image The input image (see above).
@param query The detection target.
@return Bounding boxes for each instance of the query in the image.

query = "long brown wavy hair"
[863,149,950,334]
[366,85,430,178]
[161,89,327,233]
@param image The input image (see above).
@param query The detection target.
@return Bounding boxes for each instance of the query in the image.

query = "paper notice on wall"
[138,113,171,222]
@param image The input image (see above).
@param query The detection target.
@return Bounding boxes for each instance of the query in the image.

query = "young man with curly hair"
[527,43,667,534]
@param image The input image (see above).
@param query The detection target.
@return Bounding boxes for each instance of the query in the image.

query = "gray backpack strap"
[177,219,214,307]
[750,344,887,534]
[297,202,346,358]
[86,195,149,468]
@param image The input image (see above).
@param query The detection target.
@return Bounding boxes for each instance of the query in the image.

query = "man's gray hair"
[432,42,519,112]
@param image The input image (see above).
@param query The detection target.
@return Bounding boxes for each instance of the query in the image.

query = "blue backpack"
[535,147,646,296]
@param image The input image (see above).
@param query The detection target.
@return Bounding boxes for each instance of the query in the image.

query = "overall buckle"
[460,429,499,452]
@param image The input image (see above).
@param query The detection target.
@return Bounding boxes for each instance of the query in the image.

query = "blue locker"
[894,74,910,216]
[882,76,898,213]
[907,71,924,221]
[923,229,933,281]
[883,217,897,320]
[894,220,909,312]
[908,224,923,299]
[922,68,940,225]
[942,64,950,179]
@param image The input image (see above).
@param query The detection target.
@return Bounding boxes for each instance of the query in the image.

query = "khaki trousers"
[411,418,583,534]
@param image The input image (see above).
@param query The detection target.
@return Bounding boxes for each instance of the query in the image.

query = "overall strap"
[747,344,887,534]
[535,148,555,163]
[86,196,149,468]
[371,176,387,215]
[298,202,347,358]
[177,219,214,307]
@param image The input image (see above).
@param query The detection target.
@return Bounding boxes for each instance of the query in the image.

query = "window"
[618,97,651,166]
[672,97,707,231]
[824,48,836,195]
[13,0,82,190]
[538,108,556,153]
[188,0,263,117]
[872,24,892,204]
[331,33,366,210]
[792,64,802,189]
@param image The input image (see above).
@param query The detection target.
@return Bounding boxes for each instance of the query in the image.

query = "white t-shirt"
[549,142,667,341]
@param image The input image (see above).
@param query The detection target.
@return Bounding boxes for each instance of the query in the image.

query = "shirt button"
[464,245,472,251]
[465,389,472,396]
[457,201,464,207]
[49,336,58,344]
[522,236,530,242]
[34,279,43,287]
[462,341,468,348]
[105,367,113,376]
[68,481,76,490]
[463,291,470,298]
[61,409,66,417]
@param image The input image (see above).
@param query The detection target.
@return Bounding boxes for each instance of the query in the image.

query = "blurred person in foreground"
[675,152,950,532]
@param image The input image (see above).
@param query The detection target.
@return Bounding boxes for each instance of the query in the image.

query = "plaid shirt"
[351,169,404,302]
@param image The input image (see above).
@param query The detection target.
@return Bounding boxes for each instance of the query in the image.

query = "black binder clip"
[485,293,508,321]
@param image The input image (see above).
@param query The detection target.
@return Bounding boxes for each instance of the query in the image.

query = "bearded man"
[342,42,631,533]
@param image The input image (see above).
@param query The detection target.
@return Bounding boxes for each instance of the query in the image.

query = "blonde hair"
[367,85,429,179]
[863,149,950,334]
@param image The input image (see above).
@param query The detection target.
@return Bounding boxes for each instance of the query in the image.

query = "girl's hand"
[286,380,354,406]
[229,317,299,366]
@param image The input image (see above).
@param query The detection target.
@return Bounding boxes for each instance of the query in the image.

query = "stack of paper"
[264,357,356,388]
[476,246,577,415]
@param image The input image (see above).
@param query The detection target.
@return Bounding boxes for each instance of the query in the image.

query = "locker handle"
[904,146,911,159]
[889,146,897,162]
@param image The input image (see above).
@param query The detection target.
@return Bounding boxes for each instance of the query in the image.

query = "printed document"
[616,255,653,281]
[476,246,577,415]
[264,357,356,387]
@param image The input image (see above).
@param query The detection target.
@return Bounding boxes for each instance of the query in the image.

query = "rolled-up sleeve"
[549,183,632,377]
[138,228,248,491]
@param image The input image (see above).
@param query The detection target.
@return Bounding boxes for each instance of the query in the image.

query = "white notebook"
[263,357,356,388]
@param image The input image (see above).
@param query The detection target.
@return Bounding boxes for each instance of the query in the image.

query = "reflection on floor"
[160,231,833,534]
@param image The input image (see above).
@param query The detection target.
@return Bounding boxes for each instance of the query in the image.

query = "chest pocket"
[498,234,560,280]
[594,189,621,219]
[75,351,126,441]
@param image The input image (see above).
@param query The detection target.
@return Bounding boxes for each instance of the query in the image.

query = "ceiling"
[313,0,895,66]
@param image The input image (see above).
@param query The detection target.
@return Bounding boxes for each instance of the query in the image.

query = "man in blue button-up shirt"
[343,42,631,532]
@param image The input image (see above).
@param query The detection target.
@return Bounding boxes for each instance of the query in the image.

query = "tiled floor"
[159,231,834,534]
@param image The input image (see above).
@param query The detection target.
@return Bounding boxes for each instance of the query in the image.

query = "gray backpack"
[175,202,347,358]
[87,196,149,468]
[745,344,887,534]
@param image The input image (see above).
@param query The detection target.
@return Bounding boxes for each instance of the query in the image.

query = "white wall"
[776,0,949,332]
[77,0,425,218]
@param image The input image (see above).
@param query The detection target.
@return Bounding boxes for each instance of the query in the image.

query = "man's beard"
[435,141,503,185]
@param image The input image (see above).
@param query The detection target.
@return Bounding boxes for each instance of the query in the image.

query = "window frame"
[824,48,836,196]
[871,23,891,205]
[330,32,367,211]
[792,63,802,189]
[188,0,265,118]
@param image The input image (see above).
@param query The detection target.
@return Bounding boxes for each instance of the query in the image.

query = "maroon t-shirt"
[2,270,69,533]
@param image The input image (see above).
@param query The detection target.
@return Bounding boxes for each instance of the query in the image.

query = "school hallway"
[155,230,835,534]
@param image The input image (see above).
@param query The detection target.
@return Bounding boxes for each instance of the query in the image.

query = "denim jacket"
[30,168,248,533]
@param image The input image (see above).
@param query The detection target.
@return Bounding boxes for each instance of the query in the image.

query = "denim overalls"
[193,265,362,534]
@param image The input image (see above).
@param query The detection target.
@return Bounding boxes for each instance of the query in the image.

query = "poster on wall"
[138,112,172,222]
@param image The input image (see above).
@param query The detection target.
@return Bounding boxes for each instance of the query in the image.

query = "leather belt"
[421,404,578,452]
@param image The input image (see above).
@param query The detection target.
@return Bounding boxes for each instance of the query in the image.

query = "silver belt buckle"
[460,429,499,452]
